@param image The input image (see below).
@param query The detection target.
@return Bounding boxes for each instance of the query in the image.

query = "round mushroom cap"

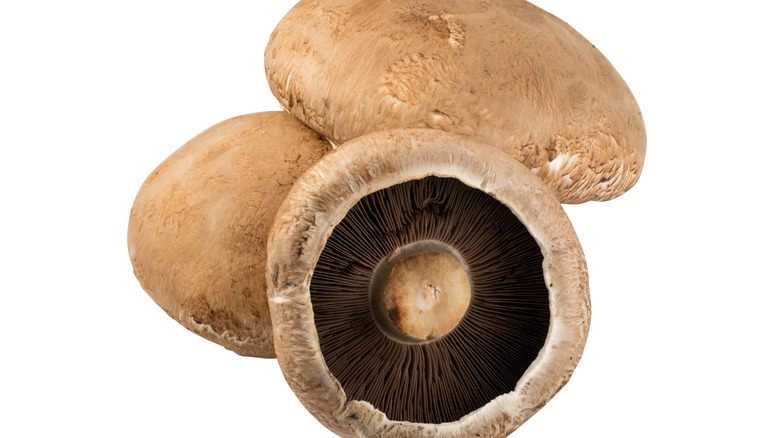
[267,129,590,437]
[265,0,646,204]
[128,112,332,357]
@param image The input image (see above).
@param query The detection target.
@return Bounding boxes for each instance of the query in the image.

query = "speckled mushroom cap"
[128,112,331,357]
[265,0,646,204]
[267,129,590,437]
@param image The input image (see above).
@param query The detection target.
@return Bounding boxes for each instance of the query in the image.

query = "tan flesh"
[370,241,471,342]
[127,112,331,357]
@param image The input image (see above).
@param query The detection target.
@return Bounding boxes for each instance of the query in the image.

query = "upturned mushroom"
[265,0,646,203]
[267,129,590,437]
[127,112,331,357]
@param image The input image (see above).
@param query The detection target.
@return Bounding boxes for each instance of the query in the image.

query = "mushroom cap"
[127,112,331,357]
[265,0,646,204]
[267,129,590,437]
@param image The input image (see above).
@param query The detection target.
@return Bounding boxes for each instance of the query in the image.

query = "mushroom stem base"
[370,240,471,343]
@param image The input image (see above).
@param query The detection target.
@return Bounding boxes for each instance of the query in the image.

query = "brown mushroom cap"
[127,112,331,357]
[265,0,646,204]
[267,129,590,437]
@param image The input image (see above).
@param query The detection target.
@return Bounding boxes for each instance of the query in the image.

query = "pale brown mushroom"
[127,112,331,357]
[265,0,646,204]
[267,129,590,437]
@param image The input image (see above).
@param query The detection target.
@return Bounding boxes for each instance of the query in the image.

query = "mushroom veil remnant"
[267,129,590,437]
[128,112,331,357]
[265,0,647,203]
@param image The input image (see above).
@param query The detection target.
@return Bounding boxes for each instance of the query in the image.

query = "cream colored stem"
[369,240,472,344]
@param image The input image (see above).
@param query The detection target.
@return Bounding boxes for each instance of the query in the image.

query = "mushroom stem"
[369,240,472,344]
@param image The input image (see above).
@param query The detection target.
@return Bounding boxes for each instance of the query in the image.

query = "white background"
[2,1,778,436]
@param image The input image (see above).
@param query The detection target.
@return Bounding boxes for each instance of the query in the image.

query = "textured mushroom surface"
[128,112,331,357]
[265,0,646,203]
[267,129,590,437]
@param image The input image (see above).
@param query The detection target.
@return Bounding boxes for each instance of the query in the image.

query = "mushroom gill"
[309,176,550,424]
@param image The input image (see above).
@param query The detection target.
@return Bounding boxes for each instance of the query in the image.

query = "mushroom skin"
[265,0,646,204]
[267,129,590,437]
[128,112,331,358]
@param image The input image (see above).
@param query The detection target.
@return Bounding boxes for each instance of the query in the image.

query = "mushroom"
[265,0,646,203]
[127,112,332,357]
[267,129,590,437]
